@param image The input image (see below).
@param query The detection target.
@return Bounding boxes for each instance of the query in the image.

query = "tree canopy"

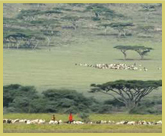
[114,45,153,60]
[90,80,162,111]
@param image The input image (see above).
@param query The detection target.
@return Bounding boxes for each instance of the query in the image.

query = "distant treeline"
[3,84,162,114]
[3,3,162,49]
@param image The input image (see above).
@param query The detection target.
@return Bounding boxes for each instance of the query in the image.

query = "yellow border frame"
[0,0,163,135]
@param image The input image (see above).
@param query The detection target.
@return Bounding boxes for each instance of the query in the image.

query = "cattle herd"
[75,63,150,71]
[3,119,162,125]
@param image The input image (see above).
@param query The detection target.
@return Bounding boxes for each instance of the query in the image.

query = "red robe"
[69,113,73,122]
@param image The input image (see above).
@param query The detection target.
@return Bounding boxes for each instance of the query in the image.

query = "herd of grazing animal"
[3,119,162,125]
[75,63,148,71]
[75,63,162,72]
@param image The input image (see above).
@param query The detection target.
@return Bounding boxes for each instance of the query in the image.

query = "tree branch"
[99,90,126,104]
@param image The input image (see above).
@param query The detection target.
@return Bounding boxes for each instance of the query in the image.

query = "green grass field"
[3,38,162,100]
[3,113,162,133]
[3,3,162,100]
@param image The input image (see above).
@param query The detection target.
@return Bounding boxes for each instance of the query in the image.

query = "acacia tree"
[133,46,153,60]
[110,22,134,37]
[99,22,133,37]
[99,23,112,35]
[90,80,162,111]
[137,25,154,34]
[114,45,153,60]
[114,45,132,60]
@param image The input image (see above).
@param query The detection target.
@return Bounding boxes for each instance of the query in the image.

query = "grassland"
[3,37,162,100]
[3,4,162,101]
[3,113,162,133]
[3,124,162,133]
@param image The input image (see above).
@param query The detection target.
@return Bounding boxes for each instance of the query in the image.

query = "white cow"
[38,119,45,124]
[127,121,135,125]
[72,121,84,124]
[19,119,27,123]
[49,120,59,124]
[26,120,32,125]
[156,120,162,125]
[12,119,19,124]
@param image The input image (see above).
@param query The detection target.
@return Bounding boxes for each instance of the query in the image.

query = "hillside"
[3,3,162,101]
[3,3,162,49]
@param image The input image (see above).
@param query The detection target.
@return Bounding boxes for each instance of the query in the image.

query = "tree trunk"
[121,50,127,60]
[16,40,20,49]
[8,43,10,49]
[46,37,51,50]
[125,101,137,112]
[33,40,39,49]
[104,27,107,35]
[140,55,144,60]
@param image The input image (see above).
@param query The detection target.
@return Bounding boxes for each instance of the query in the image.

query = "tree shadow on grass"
[116,58,152,61]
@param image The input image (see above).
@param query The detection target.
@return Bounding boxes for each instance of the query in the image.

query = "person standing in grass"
[69,113,73,123]
[52,115,56,121]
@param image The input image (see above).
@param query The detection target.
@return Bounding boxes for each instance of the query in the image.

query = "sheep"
[116,121,124,125]
[143,67,148,71]
[156,120,162,125]
[26,120,32,125]
[58,120,63,124]
[108,120,115,124]
[4,118,161,126]
[147,122,152,125]
[49,120,54,124]
[87,121,93,124]
[158,67,161,70]
[101,120,107,124]
[140,120,147,125]
[11,119,19,124]
[127,121,135,125]
[31,119,39,124]
[75,63,141,71]
[38,119,45,124]
[72,121,84,124]
[19,119,27,123]
[6,119,12,124]
[116,121,127,125]
[3,119,8,123]
[49,120,59,124]
[96,120,101,124]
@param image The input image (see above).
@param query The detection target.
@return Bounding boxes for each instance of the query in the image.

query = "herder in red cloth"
[69,113,73,123]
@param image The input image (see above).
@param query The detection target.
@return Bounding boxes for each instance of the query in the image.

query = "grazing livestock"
[11,119,19,124]
[58,120,63,124]
[26,119,46,124]
[101,120,107,124]
[49,120,59,124]
[19,119,27,123]
[156,120,162,125]
[108,120,115,124]
[143,67,148,71]
[87,121,93,124]
[3,119,8,123]
[72,121,84,124]
[38,119,46,124]
[49,120,62,124]
[7,119,12,124]
[3,118,162,126]
[127,121,136,125]
[26,120,32,125]
[116,121,128,125]
[158,67,161,70]
[75,63,147,71]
